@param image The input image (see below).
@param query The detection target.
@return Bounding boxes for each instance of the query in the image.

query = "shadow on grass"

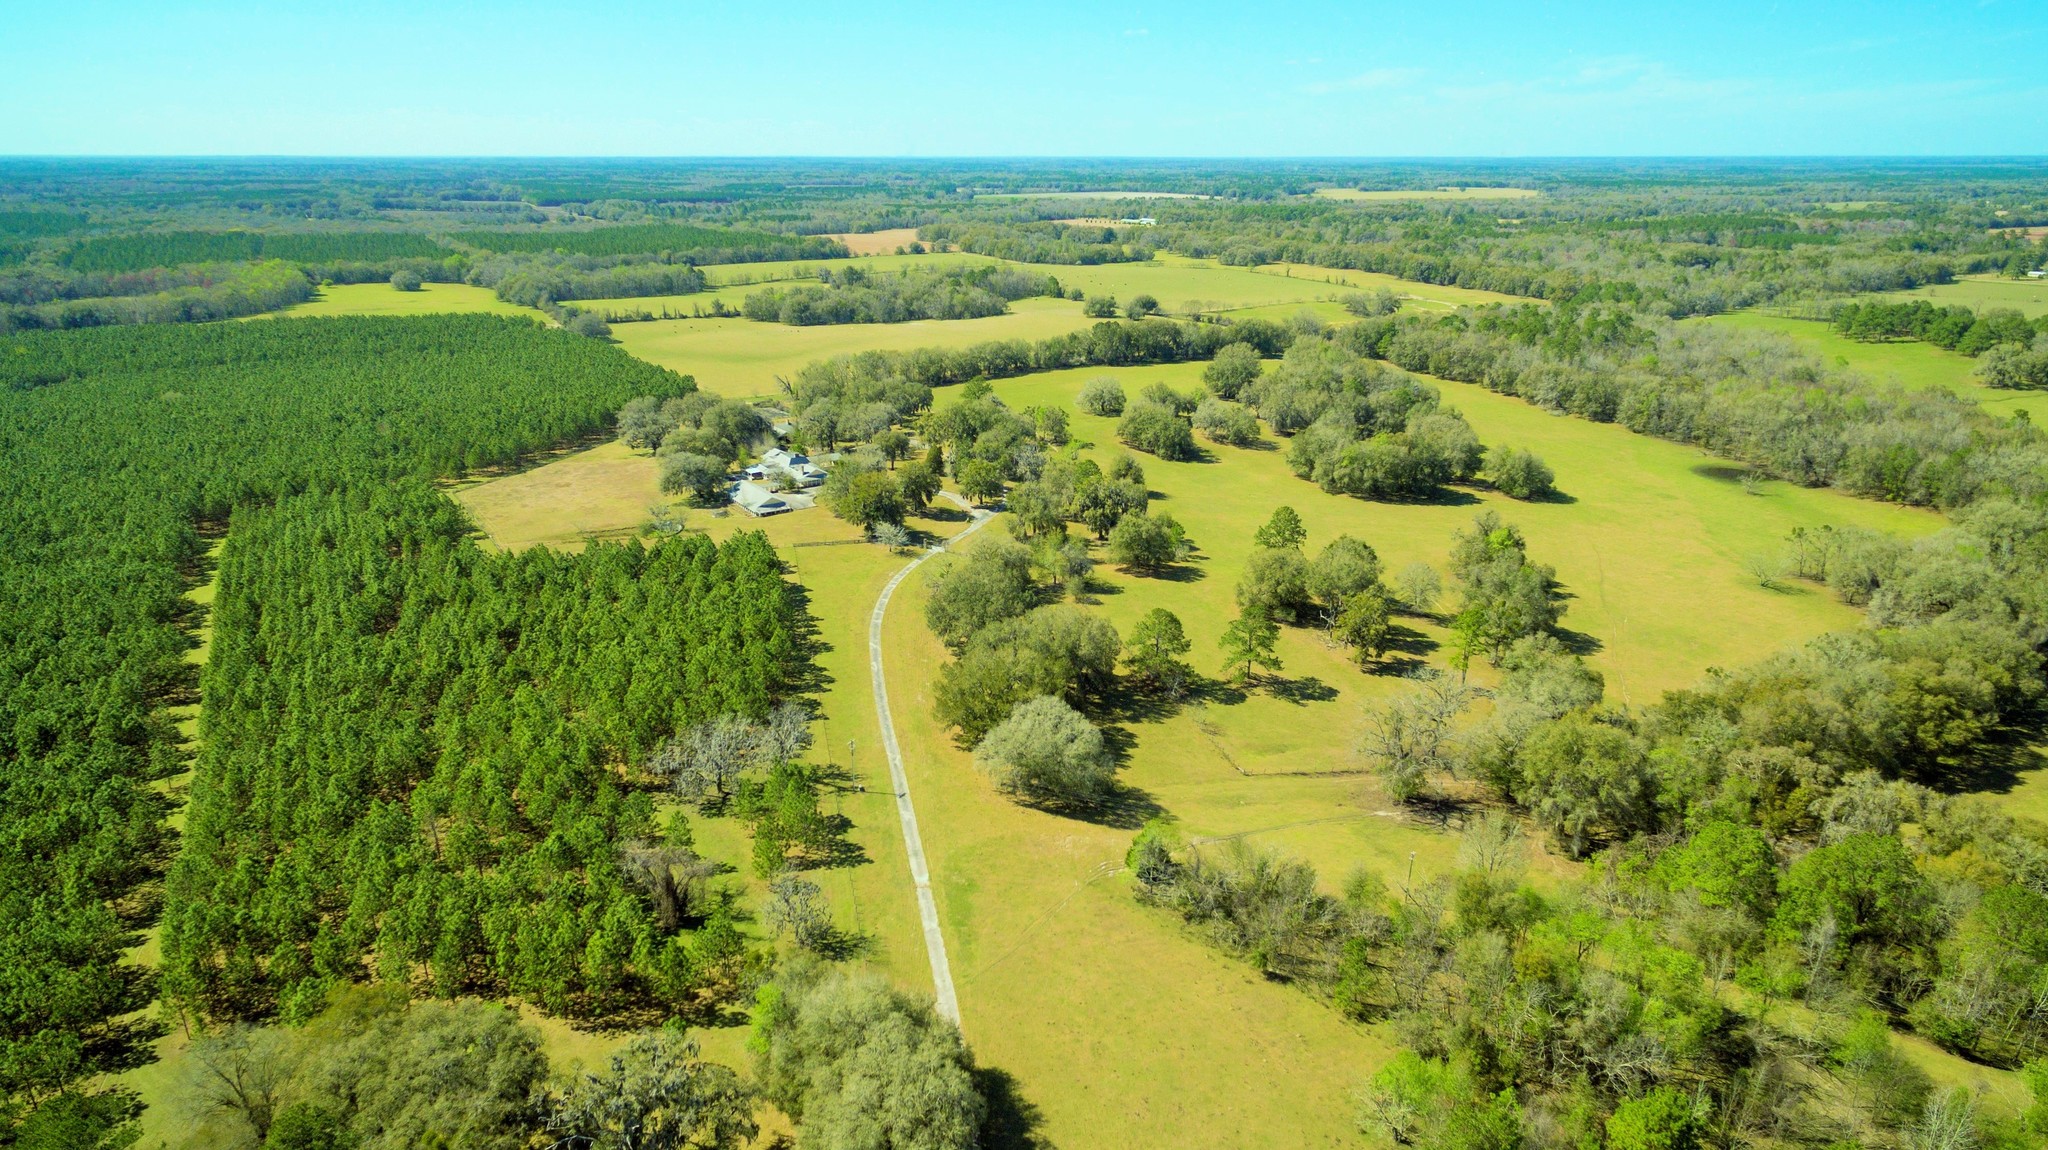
[1187,675,1250,708]
[1267,675,1340,705]
[779,580,835,700]
[804,925,876,962]
[1552,627,1604,657]
[1401,485,1482,507]
[1023,783,1164,831]
[1095,680,1185,725]
[918,504,971,524]
[1692,463,1753,483]
[801,814,873,871]
[975,1066,1051,1150]
[1919,724,2043,796]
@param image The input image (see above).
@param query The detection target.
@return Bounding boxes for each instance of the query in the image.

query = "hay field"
[822,227,923,255]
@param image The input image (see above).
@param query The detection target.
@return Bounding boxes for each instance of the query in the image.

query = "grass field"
[823,227,922,255]
[1312,187,1541,201]
[1701,311,2048,422]
[1252,261,1537,310]
[258,281,537,319]
[1846,273,2048,318]
[850,360,1943,1144]
[603,297,1095,397]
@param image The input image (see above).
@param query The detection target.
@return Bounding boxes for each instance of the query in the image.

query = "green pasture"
[955,361,1935,710]
[1701,311,2048,422]
[1312,186,1541,201]
[1041,254,1533,318]
[258,281,537,319]
[1848,273,2048,318]
[868,360,1942,1144]
[1253,261,1535,309]
[602,297,1094,398]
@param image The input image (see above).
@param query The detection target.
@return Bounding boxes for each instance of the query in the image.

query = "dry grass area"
[822,227,923,255]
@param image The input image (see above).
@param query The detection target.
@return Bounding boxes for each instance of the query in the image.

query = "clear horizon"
[6,1,2045,157]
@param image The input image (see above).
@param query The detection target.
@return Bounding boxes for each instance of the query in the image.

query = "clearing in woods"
[823,227,924,255]
[1701,311,2048,422]
[1841,273,2048,318]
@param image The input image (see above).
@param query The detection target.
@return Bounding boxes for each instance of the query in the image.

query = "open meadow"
[822,227,924,255]
[443,331,1967,1146]
[1842,273,2048,318]
[602,297,1093,397]
[1702,310,2048,421]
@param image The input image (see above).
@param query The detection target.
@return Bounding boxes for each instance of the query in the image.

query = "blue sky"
[4,1,2044,156]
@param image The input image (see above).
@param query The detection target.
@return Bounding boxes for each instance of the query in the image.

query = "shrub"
[1082,295,1119,318]
[1107,510,1189,571]
[974,694,1116,803]
[1489,445,1557,499]
[1192,398,1261,445]
[1203,342,1263,398]
[1116,400,1198,461]
[389,268,423,292]
[1077,376,1126,416]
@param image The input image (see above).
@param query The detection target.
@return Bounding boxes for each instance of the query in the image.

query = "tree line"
[741,264,1061,325]
[61,230,451,274]
[1338,301,2048,508]
[451,222,847,262]
[0,258,317,330]
[148,963,982,1150]
[917,220,1154,264]
[1831,297,2047,353]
